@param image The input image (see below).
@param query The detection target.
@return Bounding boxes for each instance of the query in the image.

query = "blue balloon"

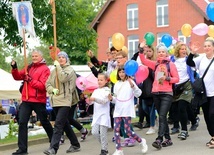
[206,2,214,22]
[161,34,172,48]
[124,60,138,76]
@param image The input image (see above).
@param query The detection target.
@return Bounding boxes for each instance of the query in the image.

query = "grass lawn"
[0,117,139,145]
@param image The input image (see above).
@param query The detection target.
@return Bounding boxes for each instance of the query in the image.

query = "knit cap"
[57,51,68,62]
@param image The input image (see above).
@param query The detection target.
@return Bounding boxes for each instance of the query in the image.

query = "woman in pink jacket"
[139,42,179,150]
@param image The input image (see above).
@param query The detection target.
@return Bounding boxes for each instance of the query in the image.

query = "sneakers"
[189,122,199,131]
[178,130,188,140]
[100,150,109,155]
[80,129,89,141]
[43,148,56,155]
[143,123,150,128]
[140,138,148,153]
[134,122,143,129]
[146,127,155,135]
[112,149,124,155]
[171,128,179,134]
[152,139,162,150]
[12,149,28,155]
[66,145,80,153]
[162,139,173,147]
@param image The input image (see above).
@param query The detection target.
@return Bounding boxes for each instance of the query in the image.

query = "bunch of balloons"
[181,23,214,37]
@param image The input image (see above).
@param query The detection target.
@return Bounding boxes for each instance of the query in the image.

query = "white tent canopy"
[0,69,22,99]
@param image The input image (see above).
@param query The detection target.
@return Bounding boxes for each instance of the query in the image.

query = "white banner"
[12,1,36,38]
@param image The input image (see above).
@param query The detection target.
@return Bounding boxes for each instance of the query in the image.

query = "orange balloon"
[208,25,214,37]
[112,33,125,50]
[121,46,128,54]
[181,24,192,37]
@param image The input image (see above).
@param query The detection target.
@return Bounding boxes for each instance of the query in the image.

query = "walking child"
[108,67,148,155]
[89,73,111,155]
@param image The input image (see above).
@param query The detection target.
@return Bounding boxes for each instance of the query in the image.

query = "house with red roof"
[91,0,214,60]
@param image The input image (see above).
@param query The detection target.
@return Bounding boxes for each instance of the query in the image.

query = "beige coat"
[46,63,79,107]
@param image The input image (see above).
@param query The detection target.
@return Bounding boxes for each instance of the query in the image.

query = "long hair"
[116,66,128,81]
[174,43,188,58]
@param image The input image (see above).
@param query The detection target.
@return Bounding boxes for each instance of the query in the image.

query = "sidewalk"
[1,114,214,155]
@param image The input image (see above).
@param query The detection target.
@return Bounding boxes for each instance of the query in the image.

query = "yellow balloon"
[181,24,192,37]
[110,70,118,84]
[208,25,214,37]
[121,46,128,54]
[112,33,125,50]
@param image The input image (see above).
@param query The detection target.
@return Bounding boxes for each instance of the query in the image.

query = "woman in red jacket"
[11,49,53,155]
[139,42,179,150]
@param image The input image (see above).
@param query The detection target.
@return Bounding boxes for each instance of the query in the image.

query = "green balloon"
[144,32,155,46]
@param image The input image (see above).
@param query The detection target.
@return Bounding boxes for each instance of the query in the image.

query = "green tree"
[0,0,105,65]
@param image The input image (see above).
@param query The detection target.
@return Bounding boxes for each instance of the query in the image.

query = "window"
[108,37,112,48]
[128,35,139,58]
[178,31,191,44]
[157,32,165,44]
[127,4,139,30]
[156,0,168,27]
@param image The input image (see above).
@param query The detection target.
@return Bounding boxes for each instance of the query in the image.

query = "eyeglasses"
[115,56,124,60]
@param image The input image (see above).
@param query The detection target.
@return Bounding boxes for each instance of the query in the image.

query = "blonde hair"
[116,50,128,58]
[174,43,188,58]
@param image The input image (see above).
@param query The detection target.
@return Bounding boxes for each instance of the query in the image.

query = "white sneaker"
[140,138,148,154]
[112,149,124,155]
[146,128,155,135]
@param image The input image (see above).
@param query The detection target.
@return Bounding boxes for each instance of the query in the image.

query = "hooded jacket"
[139,53,179,93]
[46,62,78,107]
[11,59,50,104]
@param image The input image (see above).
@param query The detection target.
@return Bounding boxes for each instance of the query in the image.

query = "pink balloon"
[76,76,88,90]
[192,23,208,36]
[135,65,149,84]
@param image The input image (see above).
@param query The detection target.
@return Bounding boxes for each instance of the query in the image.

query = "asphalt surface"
[0,114,214,155]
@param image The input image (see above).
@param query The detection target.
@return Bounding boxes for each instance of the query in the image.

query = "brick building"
[91,0,214,60]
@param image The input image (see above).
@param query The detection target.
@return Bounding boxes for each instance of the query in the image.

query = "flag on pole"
[12,1,36,38]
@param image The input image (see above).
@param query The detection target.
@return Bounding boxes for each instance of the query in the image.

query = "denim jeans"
[153,94,173,140]
[18,102,53,152]
[142,98,156,127]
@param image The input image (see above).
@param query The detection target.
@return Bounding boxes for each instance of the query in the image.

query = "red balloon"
[135,65,149,84]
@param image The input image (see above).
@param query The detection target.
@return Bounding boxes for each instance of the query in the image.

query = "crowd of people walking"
[9,37,214,155]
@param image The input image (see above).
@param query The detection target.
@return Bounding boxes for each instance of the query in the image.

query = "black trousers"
[68,104,83,131]
[153,94,172,140]
[18,102,53,152]
[50,107,80,151]
[201,96,214,137]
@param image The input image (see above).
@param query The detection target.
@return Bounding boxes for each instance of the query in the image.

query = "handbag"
[192,58,214,94]
[173,80,189,97]
[192,58,214,107]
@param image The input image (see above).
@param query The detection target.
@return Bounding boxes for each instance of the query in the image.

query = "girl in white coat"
[89,73,111,155]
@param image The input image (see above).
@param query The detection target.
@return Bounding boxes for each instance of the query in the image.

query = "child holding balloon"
[108,66,148,155]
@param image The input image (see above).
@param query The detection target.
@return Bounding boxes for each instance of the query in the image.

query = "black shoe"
[152,139,162,150]
[171,128,179,134]
[167,118,174,125]
[143,123,150,128]
[43,148,56,155]
[100,150,109,155]
[178,131,188,140]
[190,122,199,131]
[66,145,80,153]
[134,122,143,129]
[12,149,28,155]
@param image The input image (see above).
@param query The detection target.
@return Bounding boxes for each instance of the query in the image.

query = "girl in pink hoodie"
[139,42,179,150]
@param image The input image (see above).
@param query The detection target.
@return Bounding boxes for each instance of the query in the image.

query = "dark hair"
[110,46,117,52]
[116,66,128,81]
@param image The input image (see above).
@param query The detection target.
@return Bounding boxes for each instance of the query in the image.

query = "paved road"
[1,114,214,155]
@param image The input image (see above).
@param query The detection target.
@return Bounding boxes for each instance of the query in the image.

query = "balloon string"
[116,93,134,102]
